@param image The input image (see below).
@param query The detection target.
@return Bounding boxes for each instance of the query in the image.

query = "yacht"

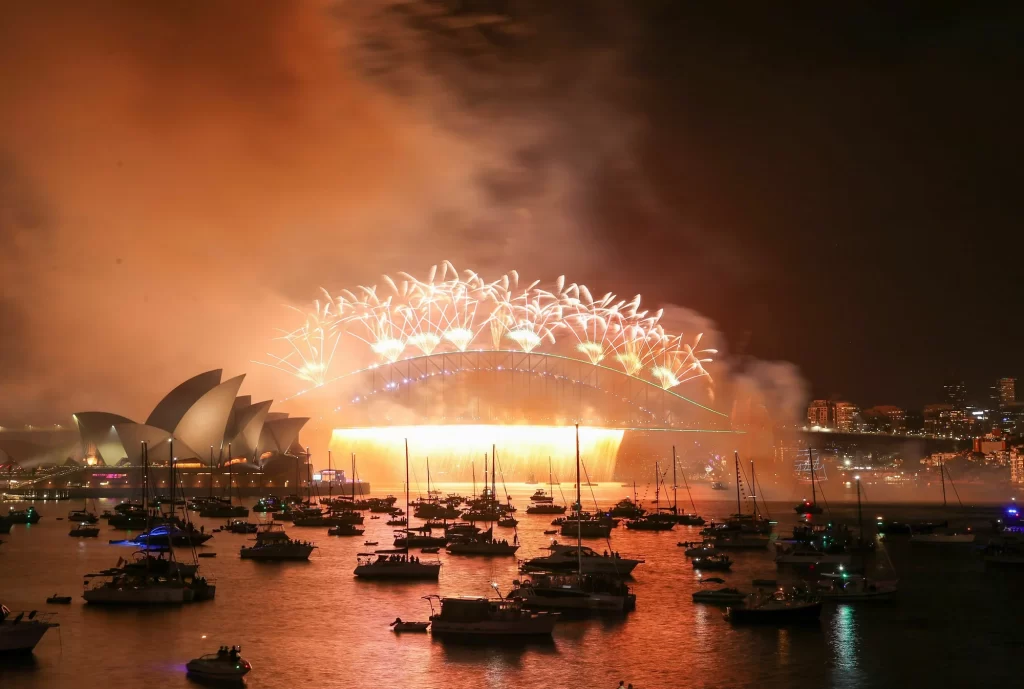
[529,489,554,504]
[691,554,732,571]
[5,507,41,524]
[240,524,316,560]
[526,502,567,515]
[426,596,556,637]
[725,587,822,623]
[353,552,441,579]
[511,572,635,613]
[608,498,644,518]
[521,543,643,576]
[186,646,251,682]
[446,530,519,556]
[252,496,282,513]
[69,523,100,538]
[692,578,746,605]
[814,572,898,601]
[0,605,59,653]
[83,569,195,604]
[327,523,365,537]
[198,501,249,518]
[225,519,259,534]
[793,448,825,514]
[133,524,213,548]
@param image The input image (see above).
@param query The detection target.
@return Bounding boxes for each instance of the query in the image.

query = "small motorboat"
[692,554,732,571]
[186,646,252,682]
[198,552,217,559]
[725,587,821,624]
[69,524,100,538]
[364,541,379,546]
[543,529,558,535]
[420,546,440,554]
[46,594,72,604]
[390,618,429,633]
[692,578,746,605]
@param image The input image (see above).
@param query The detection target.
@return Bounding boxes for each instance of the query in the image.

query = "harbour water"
[1,485,1019,689]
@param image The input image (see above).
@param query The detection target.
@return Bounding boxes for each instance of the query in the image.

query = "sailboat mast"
[168,437,174,508]
[680,449,698,513]
[672,446,678,515]
[404,439,411,545]
[305,447,311,503]
[351,453,356,501]
[654,460,660,513]
[491,443,496,503]
[472,459,476,499]
[750,460,758,518]
[575,423,582,576]
[548,456,554,498]
[809,448,817,504]
[939,459,947,507]
[484,453,488,499]
[327,450,332,499]
[227,442,232,505]
[734,451,741,515]
[856,476,863,539]
[209,446,214,500]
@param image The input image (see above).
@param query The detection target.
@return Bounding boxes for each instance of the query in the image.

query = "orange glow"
[329,425,624,483]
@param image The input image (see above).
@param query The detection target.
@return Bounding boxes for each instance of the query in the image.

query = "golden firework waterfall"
[329,425,624,483]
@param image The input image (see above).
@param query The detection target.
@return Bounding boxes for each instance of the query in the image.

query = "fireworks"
[258,261,716,390]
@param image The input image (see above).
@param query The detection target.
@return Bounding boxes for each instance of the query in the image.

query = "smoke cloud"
[0,1,805,452]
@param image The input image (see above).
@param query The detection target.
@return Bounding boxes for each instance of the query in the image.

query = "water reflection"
[829,604,862,687]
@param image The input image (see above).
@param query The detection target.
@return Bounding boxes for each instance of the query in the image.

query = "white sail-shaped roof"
[145,370,222,432]
[173,375,245,460]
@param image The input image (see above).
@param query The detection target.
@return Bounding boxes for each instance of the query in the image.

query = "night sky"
[1,2,1022,423]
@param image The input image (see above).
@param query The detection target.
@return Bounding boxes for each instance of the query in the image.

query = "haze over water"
[1,484,1019,689]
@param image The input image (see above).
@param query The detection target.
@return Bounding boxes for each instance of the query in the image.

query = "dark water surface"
[1,485,1019,689]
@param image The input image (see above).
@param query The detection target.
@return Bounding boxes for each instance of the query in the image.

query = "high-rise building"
[863,405,906,433]
[834,402,860,433]
[923,404,953,435]
[943,380,967,409]
[998,378,1016,407]
[807,400,834,428]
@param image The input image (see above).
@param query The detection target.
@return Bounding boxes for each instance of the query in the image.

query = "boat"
[774,543,851,566]
[608,497,645,518]
[815,571,898,601]
[198,553,216,559]
[711,481,728,491]
[511,572,635,613]
[364,541,378,546]
[794,448,824,514]
[68,501,98,524]
[543,529,558,535]
[725,587,822,624]
[682,541,722,557]
[84,441,214,605]
[497,516,518,527]
[625,461,677,530]
[354,440,441,580]
[69,523,100,538]
[241,523,316,560]
[447,528,519,556]
[529,489,554,504]
[692,554,732,571]
[558,513,613,538]
[390,618,429,633]
[186,646,251,682]
[692,578,746,605]
[252,496,282,513]
[133,524,213,548]
[661,447,707,526]
[0,604,59,653]
[425,595,556,637]
[226,519,259,534]
[522,542,643,576]
[5,507,41,524]
[421,546,440,554]
[327,523,365,536]
[46,595,72,604]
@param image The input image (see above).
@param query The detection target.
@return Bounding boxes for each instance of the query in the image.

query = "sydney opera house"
[0,370,312,496]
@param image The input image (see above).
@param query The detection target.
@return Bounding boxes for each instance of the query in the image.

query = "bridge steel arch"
[329,350,730,431]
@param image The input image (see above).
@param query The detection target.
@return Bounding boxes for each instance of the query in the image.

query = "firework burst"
[257,263,716,392]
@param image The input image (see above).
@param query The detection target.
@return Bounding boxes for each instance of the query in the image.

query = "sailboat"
[68,496,98,524]
[84,442,197,604]
[910,460,975,544]
[661,447,705,525]
[815,476,898,600]
[520,423,638,585]
[625,461,675,530]
[526,458,567,514]
[794,448,824,514]
[354,440,441,580]
[413,458,460,519]
[198,443,248,518]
